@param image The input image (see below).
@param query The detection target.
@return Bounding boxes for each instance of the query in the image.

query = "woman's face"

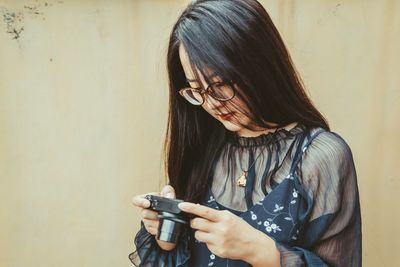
[179,44,257,136]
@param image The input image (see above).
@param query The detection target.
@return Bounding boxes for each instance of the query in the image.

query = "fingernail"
[142,199,150,207]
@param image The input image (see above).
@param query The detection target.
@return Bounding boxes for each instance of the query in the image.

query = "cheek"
[232,98,254,121]
[230,97,249,113]
[201,105,216,117]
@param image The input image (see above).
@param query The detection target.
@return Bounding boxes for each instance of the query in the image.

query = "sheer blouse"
[129,123,362,266]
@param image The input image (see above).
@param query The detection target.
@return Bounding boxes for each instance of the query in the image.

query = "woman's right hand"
[131,185,177,251]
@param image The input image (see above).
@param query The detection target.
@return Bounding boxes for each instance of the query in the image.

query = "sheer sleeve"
[275,131,362,267]
[128,221,191,267]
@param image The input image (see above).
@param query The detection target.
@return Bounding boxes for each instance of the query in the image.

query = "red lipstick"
[219,112,234,120]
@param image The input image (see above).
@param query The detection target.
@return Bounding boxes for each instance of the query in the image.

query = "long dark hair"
[164,0,329,203]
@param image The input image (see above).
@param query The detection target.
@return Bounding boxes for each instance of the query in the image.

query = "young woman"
[130,0,362,266]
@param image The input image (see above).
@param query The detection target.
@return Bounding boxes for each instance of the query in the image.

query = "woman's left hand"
[178,202,278,264]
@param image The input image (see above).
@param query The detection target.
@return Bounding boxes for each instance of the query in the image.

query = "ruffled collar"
[227,122,306,148]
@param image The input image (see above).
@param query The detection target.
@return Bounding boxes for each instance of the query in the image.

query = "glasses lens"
[210,82,234,101]
[181,89,203,105]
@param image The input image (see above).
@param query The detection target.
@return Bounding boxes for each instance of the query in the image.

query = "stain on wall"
[0,1,62,40]
[1,8,24,39]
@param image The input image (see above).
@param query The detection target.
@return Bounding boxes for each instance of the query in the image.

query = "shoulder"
[300,127,356,184]
[298,129,360,218]
[305,127,354,165]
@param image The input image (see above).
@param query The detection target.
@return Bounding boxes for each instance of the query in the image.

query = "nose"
[203,93,223,111]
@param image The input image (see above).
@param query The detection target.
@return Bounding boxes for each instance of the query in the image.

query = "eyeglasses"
[178,80,235,105]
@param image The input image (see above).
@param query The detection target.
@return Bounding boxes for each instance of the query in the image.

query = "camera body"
[145,195,190,244]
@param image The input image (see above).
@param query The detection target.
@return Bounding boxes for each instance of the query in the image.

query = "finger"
[190,217,212,232]
[131,192,159,208]
[160,185,176,199]
[132,196,149,208]
[148,228,157,235]
[143,218,159,230]
[144,224,157,236]
[141,208,159,220]
[178,202,220,221]
[194,230,213,243]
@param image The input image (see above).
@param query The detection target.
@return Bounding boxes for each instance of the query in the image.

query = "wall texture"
[0,0,398,266]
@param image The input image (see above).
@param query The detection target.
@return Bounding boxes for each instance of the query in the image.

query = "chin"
[220,120,243,133]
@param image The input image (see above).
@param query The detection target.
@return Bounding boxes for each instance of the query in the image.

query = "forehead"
[178,44,203,82]
[178,43,218,83]
[178,44,193,75]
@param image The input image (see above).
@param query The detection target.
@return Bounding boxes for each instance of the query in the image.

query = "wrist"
[244,228,281,267]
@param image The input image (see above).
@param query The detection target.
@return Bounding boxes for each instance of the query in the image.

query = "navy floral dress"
[129,123,362,266]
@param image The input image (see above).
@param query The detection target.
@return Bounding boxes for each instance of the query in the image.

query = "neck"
[235,122,298,138]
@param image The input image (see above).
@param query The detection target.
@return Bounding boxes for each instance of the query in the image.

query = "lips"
[218,112,234,120]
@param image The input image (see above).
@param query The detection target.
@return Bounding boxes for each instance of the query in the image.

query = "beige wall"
[0,0,398,266]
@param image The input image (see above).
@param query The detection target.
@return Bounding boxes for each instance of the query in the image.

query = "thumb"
[161,185,176,199]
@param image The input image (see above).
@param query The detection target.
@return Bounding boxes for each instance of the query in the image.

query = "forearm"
[244,229,281,267]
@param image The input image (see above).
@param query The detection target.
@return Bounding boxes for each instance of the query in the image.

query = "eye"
[212,81,226,88]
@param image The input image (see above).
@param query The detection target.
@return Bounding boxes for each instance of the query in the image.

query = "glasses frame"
[178,80,235,105]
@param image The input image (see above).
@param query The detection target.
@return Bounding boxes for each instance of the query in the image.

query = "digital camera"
[144,195,190,244]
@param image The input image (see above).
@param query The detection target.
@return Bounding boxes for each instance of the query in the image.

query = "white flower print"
[271,223,281,233]
[207,253,215,266]
[250,211,257,220]
[264,221,282,233]
[291,229,300,240]
[246,178,301,240]
[273,204,284,212]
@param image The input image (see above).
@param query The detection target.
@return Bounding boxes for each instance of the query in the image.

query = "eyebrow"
[186,72,219,83]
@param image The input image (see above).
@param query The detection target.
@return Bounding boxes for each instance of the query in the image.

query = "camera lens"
[157,211,188,243]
